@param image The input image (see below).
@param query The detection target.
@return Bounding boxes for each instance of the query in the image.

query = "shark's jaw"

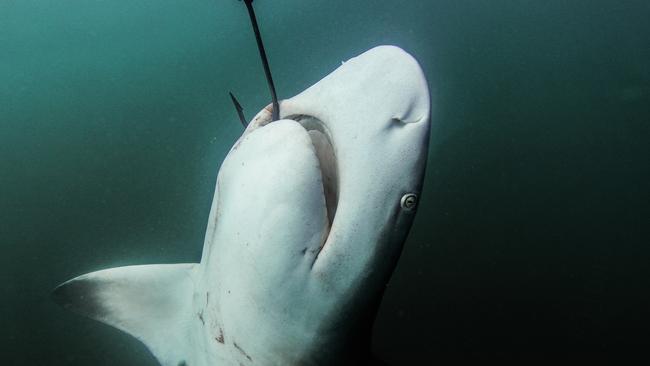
[52,45,431,366]
[290,115,339,234]
[236,113,339,257]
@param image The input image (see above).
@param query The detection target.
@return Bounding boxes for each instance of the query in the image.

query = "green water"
[1,0,649,363]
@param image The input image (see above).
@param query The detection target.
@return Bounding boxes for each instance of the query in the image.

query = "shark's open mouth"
[289,115,339,230]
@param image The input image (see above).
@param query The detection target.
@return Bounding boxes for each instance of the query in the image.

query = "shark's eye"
[400,193,418,212]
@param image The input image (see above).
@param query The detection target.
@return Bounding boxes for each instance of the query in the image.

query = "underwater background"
[1,0,649,363]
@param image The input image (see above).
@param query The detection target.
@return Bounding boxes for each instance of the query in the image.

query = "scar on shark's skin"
[197,310,205,325]
[195,292,210,325]
[215,327,225,344]
[233,342,253,362]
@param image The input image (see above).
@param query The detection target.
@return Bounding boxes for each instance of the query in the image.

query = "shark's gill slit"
[288,115,339,233]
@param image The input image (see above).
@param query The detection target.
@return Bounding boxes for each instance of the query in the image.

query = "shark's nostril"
[392,115,426,125]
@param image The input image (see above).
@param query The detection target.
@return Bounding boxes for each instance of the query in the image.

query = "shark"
[53,44,431,365]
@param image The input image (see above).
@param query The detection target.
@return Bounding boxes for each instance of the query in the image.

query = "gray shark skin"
[53,45,431,366]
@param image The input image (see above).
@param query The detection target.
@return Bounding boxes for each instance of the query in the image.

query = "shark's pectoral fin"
[52,263,198,365]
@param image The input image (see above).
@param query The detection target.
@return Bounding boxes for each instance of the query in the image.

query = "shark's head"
[52,45,431,366]
[201,45,431,364]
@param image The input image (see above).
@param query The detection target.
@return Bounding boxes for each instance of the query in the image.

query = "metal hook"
[239,0,280,121]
